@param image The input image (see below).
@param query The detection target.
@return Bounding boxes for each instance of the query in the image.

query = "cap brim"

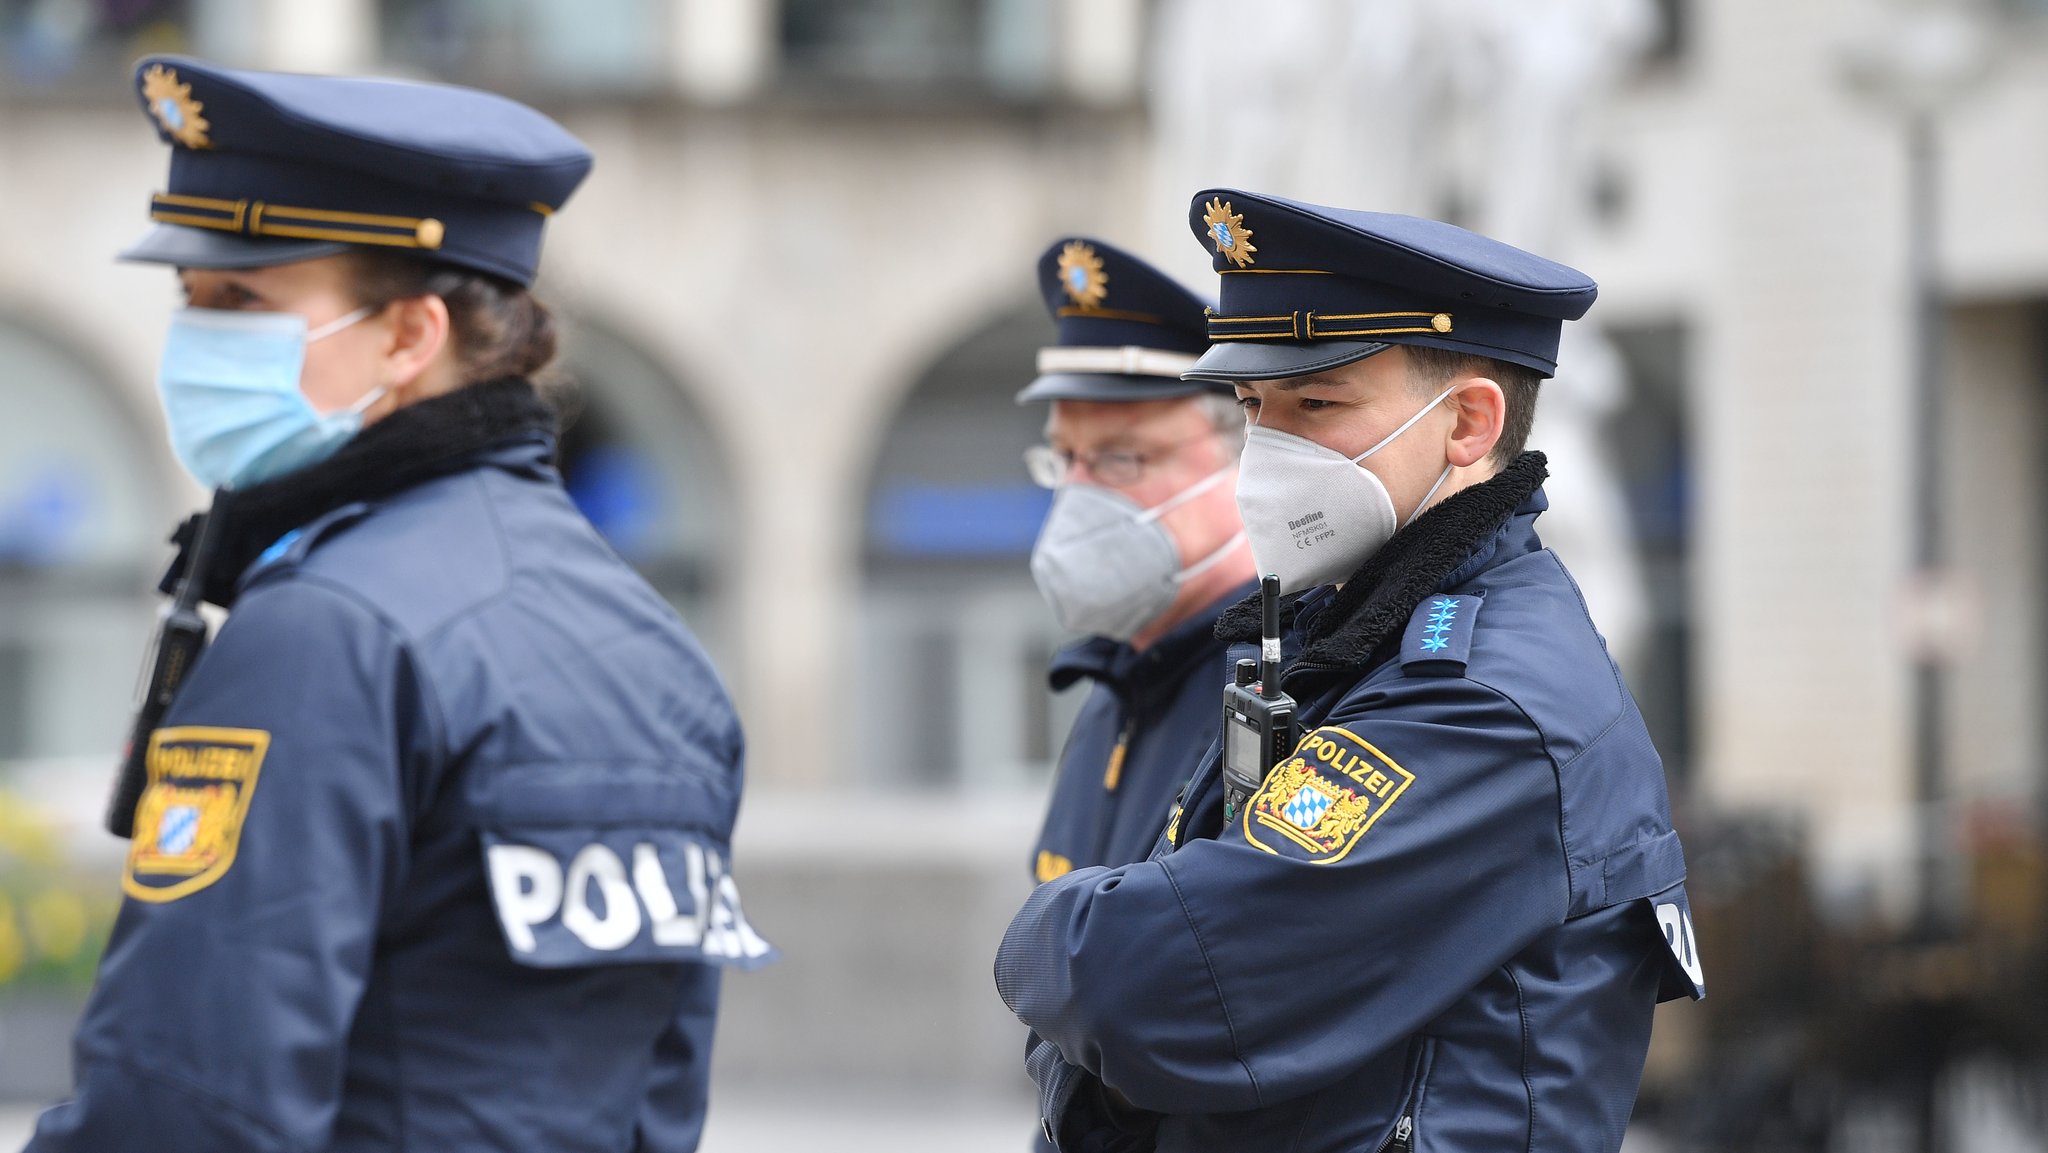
[1015,372,1234,404]
[118,224,351,270]
[1181,339,1391,383]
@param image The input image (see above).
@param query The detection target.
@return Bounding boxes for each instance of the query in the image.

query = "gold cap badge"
[1203,198,1256,268]
[1056,240,1109,309]
[142,65,211,150]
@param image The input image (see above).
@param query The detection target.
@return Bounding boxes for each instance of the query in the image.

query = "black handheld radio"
[106,500,226,839]
[1220,574,1298,821]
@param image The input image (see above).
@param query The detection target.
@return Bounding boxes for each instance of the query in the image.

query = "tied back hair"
[345,251,564,391]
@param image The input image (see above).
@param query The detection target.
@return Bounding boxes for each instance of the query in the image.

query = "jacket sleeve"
[631,967,723,1153]
[29,578,422,1153]
[1024,1031,1161,1153]
[994,673,1567,1115]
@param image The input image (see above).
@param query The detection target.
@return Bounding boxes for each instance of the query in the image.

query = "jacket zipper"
[1373,1037,1436,1153]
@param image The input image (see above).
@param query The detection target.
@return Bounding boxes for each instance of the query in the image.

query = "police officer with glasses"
[997,192,1705,1153]
[28,57,769,1153]
[1021,236,1253,890]
[1017,237,1254,1152]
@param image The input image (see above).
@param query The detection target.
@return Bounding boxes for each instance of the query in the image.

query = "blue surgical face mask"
[156,306,381,490]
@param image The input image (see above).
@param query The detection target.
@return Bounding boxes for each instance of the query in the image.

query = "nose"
[1246,407,1297,437]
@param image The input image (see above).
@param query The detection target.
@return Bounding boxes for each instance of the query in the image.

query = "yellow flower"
[26,889,89,962]
[0,894,23,985]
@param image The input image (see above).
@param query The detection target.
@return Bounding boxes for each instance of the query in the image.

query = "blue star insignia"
[1416,596,1462,657]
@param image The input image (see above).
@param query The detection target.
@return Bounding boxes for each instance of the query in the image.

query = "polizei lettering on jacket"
[484,832,775,969]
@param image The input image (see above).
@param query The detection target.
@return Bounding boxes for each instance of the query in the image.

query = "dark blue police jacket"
[1030,581,1255,886]
[31,380,768,1153]
[997,454,1704,1153]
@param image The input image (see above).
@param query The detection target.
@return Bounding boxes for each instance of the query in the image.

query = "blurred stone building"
[2,0,2047,1132]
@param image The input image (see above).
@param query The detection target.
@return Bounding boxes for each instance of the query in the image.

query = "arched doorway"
[553,318,736,665]
[0,318,165,762]
[854,301,1085,789]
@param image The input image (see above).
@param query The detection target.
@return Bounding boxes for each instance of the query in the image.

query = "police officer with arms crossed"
[1021,236,1253,887]
[996,191,1705,1153]
[28,57,769,1153]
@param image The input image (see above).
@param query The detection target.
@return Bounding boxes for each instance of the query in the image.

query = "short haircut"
[1196,391,1236,430]
[1179,387,1236,460]
[1402,345,1543,464]
[1041,391,1246,459]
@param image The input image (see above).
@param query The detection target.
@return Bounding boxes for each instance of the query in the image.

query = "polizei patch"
[483,828,776,969]
[1242,726,1414,864]
[124,727,270,902]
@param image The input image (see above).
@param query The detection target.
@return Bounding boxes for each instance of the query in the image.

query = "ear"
[378,294,454,393]
[1044,399,1069,444]
[1444,378,1505,468]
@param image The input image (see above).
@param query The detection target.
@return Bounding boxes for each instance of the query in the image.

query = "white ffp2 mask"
[1235,385,1458,594]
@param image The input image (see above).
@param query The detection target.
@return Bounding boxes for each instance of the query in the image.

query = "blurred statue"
[1440,0,1658,255]
[1149,0,1658,666]
[1147,0,1435,277]
[1442,0,1658,667]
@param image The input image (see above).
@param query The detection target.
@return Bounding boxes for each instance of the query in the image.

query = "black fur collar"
[162,377,558,607]
[1216,451,1548,671]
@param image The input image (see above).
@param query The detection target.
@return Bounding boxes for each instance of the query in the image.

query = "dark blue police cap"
[1182,189,1597,381]
[120,56,592,286]
[1016,236,1224,404]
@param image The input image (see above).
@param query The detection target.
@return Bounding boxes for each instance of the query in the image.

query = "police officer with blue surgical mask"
[997,193,1705,1153]
[28,57,770,1153]
[1020,238,1254,894]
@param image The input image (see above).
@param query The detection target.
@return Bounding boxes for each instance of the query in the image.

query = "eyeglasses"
[1023,433,1213,489]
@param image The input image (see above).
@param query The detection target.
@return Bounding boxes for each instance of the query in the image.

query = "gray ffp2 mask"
[1029,468,1245,641]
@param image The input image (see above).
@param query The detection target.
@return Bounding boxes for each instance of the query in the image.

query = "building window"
[778,0,1054,99]
[1607,321,1694,784]
[0,0,188,90]
[0,318,165,761]
[858,302,1082,789]
[379,0,666,92]
[554,320,735,666]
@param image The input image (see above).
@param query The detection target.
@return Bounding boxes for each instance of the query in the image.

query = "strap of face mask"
[1403,464,1455,529]
[1173,530,1248,585]
[1350,382,1463,464]
[1136,465,1233,525]
[308,308,386,419]
[335,383,390,419]
[307,306,375,343]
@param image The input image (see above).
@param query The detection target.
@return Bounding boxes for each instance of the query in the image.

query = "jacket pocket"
[1372,1035,1437,1153]
[471,765,775,970]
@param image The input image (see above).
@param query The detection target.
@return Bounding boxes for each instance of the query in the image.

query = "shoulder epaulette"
[1399,593,1481,676]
